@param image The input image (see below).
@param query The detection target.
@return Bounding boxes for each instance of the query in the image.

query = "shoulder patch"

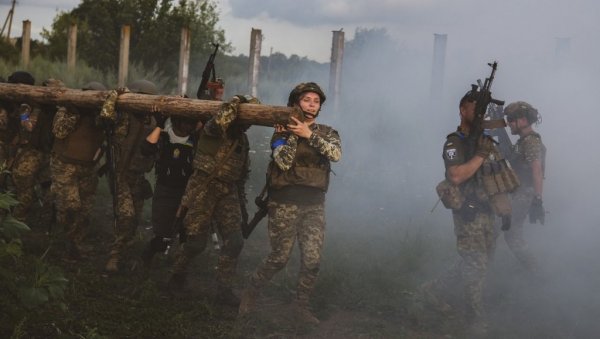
[445,148,457,160]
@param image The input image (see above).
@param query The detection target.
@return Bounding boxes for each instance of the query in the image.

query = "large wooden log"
[0,83,296,127]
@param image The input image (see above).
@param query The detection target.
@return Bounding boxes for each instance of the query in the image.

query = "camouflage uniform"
[171,98,249,292]
[502,132,546,270]
[51,106,104,257]
[103,90,155,270]
[247,123,342,305]
[11,103,54,223]
[427,129,497,322]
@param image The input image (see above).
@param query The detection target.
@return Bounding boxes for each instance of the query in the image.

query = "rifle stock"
[242,195,268,239]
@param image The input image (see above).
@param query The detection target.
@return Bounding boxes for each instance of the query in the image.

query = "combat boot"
[292,300,320,326]
[238,286,258,316]
[418,281,452,314]
[215,285,241,307]
[105,253,120,272]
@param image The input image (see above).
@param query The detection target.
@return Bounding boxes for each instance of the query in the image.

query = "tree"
[41,0,229,88]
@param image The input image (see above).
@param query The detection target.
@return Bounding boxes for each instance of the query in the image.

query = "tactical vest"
[510,132,546,187]
[193,131,249,183]
[268,125,332,192]
[155,132,196,188]
[118,113,156,173]
[52,112,104,166]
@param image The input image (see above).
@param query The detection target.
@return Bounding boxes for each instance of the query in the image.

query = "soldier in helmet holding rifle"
[238,82,342,326]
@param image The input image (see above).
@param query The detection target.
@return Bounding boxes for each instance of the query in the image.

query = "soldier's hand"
[116,87,129,95]
[287,117,312,139]
[529,196,545,225]
[476,135,495,159]
[153,111,167,129]
[18,103,32,117]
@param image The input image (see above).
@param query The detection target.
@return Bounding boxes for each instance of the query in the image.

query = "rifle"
[242,188,268,239]
[101,121,119,229]
[196,43,220,99]
[466,61,505,155]
[487,103,513,159]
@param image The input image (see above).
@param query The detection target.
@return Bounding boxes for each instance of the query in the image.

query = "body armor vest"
[269,125,332,192]
[510,132,546,188]
[118,114,155,173]
[52,112,104,166]
[193,131,249,183]
[155,132,195,188]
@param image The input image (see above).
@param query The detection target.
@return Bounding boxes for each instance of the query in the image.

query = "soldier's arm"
[204,98,241,137]
[446,157,484,185]
[531,159,543,198]
[307,127,341,162]
[52,106,79,139]
[271,129,298,171]
[524,136,544,198]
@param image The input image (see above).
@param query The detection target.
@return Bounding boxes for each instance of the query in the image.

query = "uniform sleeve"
[52,106,79,139]
[271,131,298,171]
[442,135,466,169]
[204,100,239,137]
[522,135,543,163]
[307,127,341,162]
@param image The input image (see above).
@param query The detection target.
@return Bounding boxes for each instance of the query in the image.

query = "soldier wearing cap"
[502,101,546,271]
[238,82,342,326]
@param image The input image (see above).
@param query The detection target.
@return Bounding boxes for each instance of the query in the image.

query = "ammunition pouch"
[478,158,520,217]
[436,179,465,210]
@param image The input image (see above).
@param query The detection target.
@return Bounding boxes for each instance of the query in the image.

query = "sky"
[2,0,597,63]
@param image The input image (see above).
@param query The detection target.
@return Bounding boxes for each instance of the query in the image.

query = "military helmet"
[504,101,540,124]
[128,79,158,95]
[287,82,326,107]
[82,81,107,91]
[42,78,66,88]
[8,70,35,85]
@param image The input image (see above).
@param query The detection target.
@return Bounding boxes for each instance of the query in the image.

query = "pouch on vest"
[436,179,465,210]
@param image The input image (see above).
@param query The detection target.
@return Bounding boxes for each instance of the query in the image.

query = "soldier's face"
[299,92,321,120]
[460,101,476,123]
[507,115,527,135]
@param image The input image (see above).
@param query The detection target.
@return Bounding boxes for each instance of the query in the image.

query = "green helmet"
[42,78,66,88]
[8,70,35,85]
[287,82,326,107]
[82,81,107,91]
[128,79,158,95]
[504,101,540,124]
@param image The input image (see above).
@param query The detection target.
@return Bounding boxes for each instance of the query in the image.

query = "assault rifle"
[487,103,513,159]
[101,121,119,229]
[242,192,268,239]
[196,43,220,99]
[466,61,505,156]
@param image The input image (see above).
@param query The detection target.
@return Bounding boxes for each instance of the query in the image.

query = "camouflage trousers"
[50,156,98,247]
[249,201,325,303]
[172,171,244,288]
[429,210,495,320]
[108,171,151,256]
[12,148,53,223]
[496,186,537,271]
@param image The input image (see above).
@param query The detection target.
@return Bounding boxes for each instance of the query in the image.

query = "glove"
[501,215,511,231]
[19,103,32,119]
[529,196,545,225]
[476,135,495,159]
[153,112,167,129]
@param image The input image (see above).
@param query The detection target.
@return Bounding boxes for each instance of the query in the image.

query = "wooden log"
[0,83,297,127]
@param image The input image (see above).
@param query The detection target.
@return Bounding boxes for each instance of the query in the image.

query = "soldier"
[502,101,546,271]
[168,94,257,306]
[140,114,198,266]
[420,91,501,336]
[11,76,59,224]
[238,82,342,326]
[104,80,157,272]
[51,81,106,260]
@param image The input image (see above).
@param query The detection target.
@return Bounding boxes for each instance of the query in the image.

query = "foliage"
[0,192,68,337]
[41,0,229,89]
